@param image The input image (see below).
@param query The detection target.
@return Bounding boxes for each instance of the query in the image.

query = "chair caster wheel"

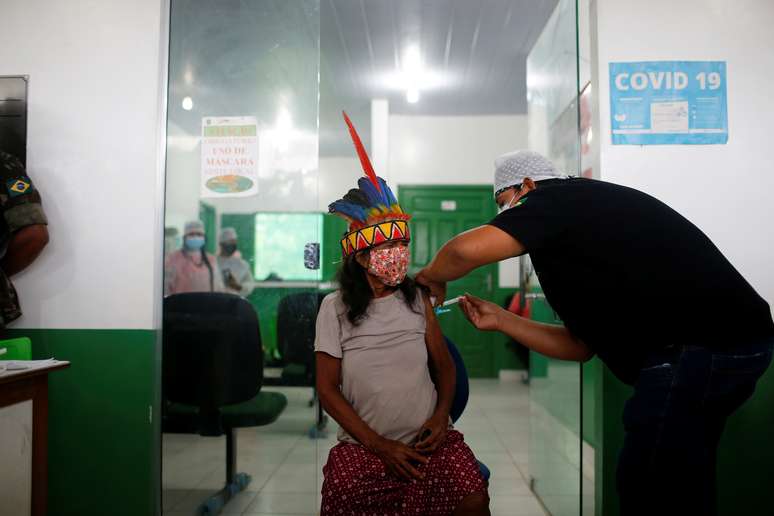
[235,472,252,490]
[200,495,223,515]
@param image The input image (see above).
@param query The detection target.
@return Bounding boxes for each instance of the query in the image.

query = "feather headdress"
[329,111,411,257]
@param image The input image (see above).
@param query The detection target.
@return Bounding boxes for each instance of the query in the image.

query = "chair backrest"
[276,292,325,366]
[163,292,263,410]
[0,337,31,360]
[445,336,469,424]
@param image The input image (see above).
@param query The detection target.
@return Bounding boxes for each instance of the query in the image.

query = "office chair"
[162,292,288,515]
[276,291,328,436]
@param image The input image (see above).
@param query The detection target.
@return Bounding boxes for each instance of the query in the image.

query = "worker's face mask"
[221,243,237,256]
[497,186,521,214]
[368,245,410,286]
[184,236,205,251]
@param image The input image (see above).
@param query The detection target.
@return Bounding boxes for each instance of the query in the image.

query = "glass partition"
[159,0,586,514]
[161,1,323,514]
[526,0,584,514]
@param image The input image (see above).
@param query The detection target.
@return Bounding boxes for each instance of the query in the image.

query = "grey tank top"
[314,289,438,445]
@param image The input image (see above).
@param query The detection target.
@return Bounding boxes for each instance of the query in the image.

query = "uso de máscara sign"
[609,61,728,145]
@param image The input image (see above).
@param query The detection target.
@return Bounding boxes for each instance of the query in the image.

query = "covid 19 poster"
[609,61,728,145]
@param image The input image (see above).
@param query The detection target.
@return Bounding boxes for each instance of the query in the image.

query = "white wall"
[0,0,166,329]
[320,114,528,209]
[593,0,774,308]
[389,115,528,193]
[318,156,361,212]
[391,114,528,288]
[317,114,527,286]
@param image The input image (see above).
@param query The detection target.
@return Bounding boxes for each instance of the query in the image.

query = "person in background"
[164,220,223,295]
[217,227,255,297]
[0,150,49,328]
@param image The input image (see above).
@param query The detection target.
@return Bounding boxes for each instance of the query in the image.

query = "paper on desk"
[0,358,58,371]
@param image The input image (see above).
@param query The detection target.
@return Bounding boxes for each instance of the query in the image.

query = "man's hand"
[414,412,449,455]
[459,293,505,332]
[415,269,447,306]
[372,437,428,481]
[223,270,242,291]
[226,276,242,291]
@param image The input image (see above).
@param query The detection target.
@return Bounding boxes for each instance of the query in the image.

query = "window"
[254,213,322,281]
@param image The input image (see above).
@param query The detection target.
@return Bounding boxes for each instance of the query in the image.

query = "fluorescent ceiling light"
[372,43,453,98]
[403,45,422,75]
[274,107,293,152]
[402,45,422,103]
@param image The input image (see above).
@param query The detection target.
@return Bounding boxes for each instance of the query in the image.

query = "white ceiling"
[321,0,558,116]
[166,0,558,157]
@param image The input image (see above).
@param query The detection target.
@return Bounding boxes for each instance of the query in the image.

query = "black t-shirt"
[489,177,774,384]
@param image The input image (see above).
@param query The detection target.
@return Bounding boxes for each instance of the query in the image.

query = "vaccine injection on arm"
[433,295,463,315]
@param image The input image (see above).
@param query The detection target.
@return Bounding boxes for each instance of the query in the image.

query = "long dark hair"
[336,253,423,325]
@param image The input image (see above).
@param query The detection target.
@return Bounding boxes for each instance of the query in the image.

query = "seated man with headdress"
[314,113,490,516]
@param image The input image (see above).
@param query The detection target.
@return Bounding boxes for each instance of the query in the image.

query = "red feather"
[342,111,381,192]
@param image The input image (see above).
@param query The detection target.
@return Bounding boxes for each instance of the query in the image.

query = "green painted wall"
[716,361,774,514]
[199,202,217,255]
[595,365,632,516]
[524,285,774,515]
[322,214,348,282]
[595,348,774,516]
[4,328,159,516]
[582,358,601,448]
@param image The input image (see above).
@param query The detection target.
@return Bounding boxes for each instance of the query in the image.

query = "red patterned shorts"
[321,430,488,516]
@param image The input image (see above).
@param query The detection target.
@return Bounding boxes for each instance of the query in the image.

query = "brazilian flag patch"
[7,177,32,197]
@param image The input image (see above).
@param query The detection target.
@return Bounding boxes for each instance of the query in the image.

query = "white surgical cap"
[493,150,565,197]
[219,227,238,243]
[184,220,205,235]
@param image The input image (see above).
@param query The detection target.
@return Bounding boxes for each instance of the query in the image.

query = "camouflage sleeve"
[0,151,48,232]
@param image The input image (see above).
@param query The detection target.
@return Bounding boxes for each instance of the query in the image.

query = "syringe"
[434,296,464,315]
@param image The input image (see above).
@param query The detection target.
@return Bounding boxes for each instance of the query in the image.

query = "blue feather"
[358,177,385,207]
[329,200,366,222]
[378,178,398,206]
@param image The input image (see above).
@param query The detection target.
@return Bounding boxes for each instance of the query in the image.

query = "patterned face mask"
[367,245,410,286]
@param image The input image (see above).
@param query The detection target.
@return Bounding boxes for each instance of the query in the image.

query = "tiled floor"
[162,380,551,516]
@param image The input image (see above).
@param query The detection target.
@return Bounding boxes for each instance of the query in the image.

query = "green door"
[399,185,498,378]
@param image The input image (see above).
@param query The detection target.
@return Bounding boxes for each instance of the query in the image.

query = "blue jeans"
[617,337,773,516]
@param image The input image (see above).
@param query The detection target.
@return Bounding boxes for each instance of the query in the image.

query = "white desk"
[0,360,69,516]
